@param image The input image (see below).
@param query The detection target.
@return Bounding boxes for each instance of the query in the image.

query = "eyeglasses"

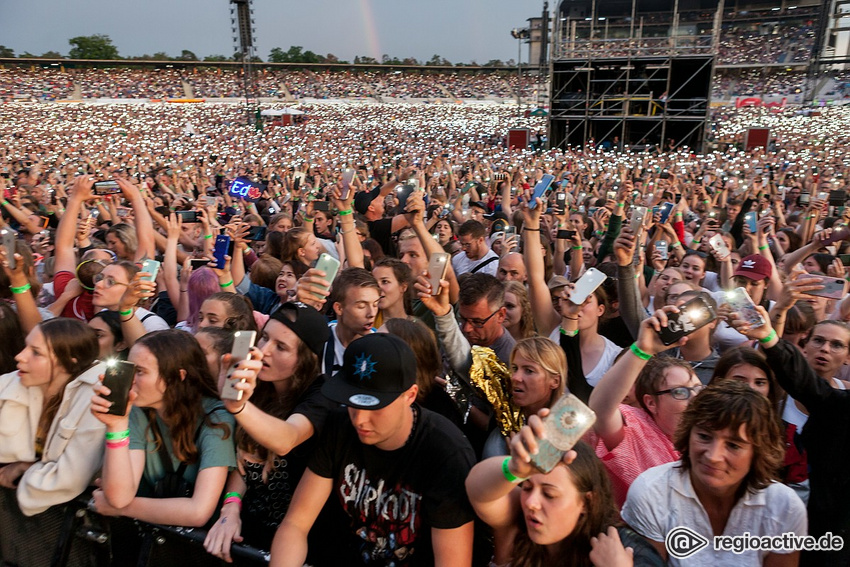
[808,336,849,353]
[93,273,129,288]
[458,308,500,329]
[653,385,705,400]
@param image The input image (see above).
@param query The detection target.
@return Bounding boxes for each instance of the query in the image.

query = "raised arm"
[116,179,154,261]
[522,198,560,336]
[55,176,94,274]
[589,307,684,451]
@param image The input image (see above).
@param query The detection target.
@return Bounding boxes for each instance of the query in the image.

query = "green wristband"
[572,246,583,250]
[204,233,213,239]
[220,280,234,288]
[10,283,31,295]
[758,244,769,250]
[1,200,9,206]
[630,342,652,361]
[338,208,353,216]
[119,308,134,317]
[758,329,778,344]
[105,429,130,441]
[223,491,242,501]
[501,457,527,483]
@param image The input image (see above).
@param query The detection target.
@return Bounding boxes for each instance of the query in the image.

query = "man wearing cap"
[712,253,776,354]
[453,220,499,277]
[353,173,422,256]
[271,334,475,567]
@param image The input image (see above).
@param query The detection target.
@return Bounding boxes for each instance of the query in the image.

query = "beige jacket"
[4,361,108,516]
[0,371,43,463]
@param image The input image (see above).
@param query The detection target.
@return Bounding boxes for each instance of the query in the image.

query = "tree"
[179,50,198,61]
[0,45,14,58]
[151,52,171,61]
[68,34,120,60]
[204,54,230,62]
[40,51,64,59]
[484,59,505,67]
[354,55,379,65]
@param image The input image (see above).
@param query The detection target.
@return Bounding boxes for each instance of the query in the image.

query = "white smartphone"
[313,253,341,299]
[220,330,257,401]
[655,240,669,260]
[1,229,15,270]
[709,234,730,258]
[341,168,356,200]
[569,268,607,305]
[140,259,160,282]
[630,206,648,234]
[724,287,765,328]
[426,252,450,296]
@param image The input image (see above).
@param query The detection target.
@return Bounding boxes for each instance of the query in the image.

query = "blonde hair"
[510,337,567,407]
[503,281,535,339]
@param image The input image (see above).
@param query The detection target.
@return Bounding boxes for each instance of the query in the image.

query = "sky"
[0,0,547,64]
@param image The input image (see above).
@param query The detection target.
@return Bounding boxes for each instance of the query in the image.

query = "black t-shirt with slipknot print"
[308,404,475,566]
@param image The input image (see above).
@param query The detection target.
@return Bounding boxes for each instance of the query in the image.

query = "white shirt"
[585,336,623,387]
[622,462,807,566]
[452,249,499,276]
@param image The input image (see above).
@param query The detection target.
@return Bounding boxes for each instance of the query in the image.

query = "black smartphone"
[190,258,210,270]
[102,360,135,416]
[557,229,576,240]
[840,254,850,267]
[176,210,200,223]
[93,180,122,195]
[313,200,330,212]
[658,295,717,346]
[246,226,267,241]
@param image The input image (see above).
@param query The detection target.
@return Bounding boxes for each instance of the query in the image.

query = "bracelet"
[223,496,242,508]
[501,457,527,483]
[223,491,242,501]
[523,227,540,232]
[204,233,213,239]
[703,199,711,204]
[303,217,314,223]
[228,403,246,415]
[571,246,583,250]
[340,229,356,234]
[670,242,681,249]
[10,283,31,295]
[1,200,8,206]
[691,239,700,245]
[180,289,188,293]
[220,280,234,288]
[616,202,625,208]
[630,342,652,361]
[758,244,769,250]
[674,212,683,217]
[758,329,778,344]
[105,429,130,441]
[106,437,130,449]
[119,308,134,317]
[338,208,353,216]
[560,327,579,337]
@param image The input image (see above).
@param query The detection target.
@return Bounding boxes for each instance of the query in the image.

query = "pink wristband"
[223,496,242,508]
[106,437,130,449]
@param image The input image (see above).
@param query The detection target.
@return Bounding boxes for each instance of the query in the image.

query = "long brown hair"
[384,318,440,402]
[235,311,320,460]
[136,330,229,463]
[511,442,619,567]
[280,227,313,278]
[37,319,99,450]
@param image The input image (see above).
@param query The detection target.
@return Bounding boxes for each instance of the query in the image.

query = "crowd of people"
[2,93,850,567]
[0,66,538,102]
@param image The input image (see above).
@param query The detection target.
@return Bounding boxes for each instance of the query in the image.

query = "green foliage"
[0,45,15,58]
[68,34,120,60]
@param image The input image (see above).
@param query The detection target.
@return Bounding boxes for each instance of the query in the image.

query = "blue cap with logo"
[321,334,417,409]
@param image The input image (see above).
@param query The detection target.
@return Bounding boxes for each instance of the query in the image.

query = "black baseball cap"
[267,303,330,357]
[322,334,417,409]
[353,187,382,215]
[470,200,488,212]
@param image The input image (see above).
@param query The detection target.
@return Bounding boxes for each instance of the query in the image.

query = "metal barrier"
[0,488,270,567]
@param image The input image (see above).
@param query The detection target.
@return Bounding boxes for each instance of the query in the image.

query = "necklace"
[404,405,419,447]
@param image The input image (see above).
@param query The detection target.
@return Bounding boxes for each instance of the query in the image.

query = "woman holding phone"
[203,304,333,561]
[467,434,663,567]
[89,330,236,529]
